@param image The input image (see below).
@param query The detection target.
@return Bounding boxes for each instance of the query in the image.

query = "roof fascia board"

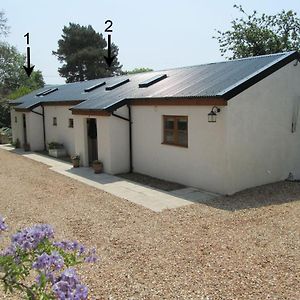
[129,97,227,106]
[41,100,83,106]
[104,96,227,112]
[9,102,22,106]
[14,108,31,112]
[221,51,300,100]
[71,109,111,116]
[15,100,84,111]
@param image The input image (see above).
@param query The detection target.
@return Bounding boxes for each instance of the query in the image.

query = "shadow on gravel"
[200,181,300,211]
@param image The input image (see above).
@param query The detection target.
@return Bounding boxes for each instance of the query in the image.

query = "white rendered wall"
[131,105,229,194]
[225,60,300,194]
[26,107,44,151]
[73,106,130,174]
[74,115,89,166]
[44,106,75,155]
[106,106,130,174]
[11,109,25,144]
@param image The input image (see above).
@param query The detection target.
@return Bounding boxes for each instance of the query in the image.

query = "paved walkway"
[0,145,218,212]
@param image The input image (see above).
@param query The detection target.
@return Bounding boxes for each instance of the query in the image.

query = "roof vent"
[105,78,130,91]
[36,88,58,97]
[139,74,167,88]
[84,82,106,92]
[36,88,52,96]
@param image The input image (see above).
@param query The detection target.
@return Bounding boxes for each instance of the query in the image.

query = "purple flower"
[1,244,16,256]
[53,241,97,264]
[84,248,97,263]
[75,283,88,299]
[36,272,55,285]
[0,215,8,232]
[53,241,86,254]
[11,224,54,250]
[60,268,79,288]
[52,268,88,299]
[33,251,64,271]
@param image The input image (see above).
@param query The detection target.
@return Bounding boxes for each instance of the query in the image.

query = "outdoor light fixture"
[208,106,221,123]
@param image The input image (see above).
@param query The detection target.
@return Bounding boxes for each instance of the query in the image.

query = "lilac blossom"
[0,220,96,299]
[1,244,16,256]
[0,215,8,232]
[36,272,55,286]
[32,251,65,286]
[52,268,88,299]
[11,224,54,251]
[84,248,97,263]
[33,251,64,271]
[53,241,98,264]
[53,240,85,255]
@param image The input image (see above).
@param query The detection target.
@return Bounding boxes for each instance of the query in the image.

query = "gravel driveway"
[0,149,299,299]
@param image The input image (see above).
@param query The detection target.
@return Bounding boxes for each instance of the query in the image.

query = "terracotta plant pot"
[72,159,80,168]
[92,161,103,174]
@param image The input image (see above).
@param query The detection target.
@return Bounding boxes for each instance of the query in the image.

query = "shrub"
[71,154,80,161]
[0,215,97,299]
[48,142,64,150]
[12,138,20,148]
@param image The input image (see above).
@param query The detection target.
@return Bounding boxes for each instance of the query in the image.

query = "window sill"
[161,142,188,148]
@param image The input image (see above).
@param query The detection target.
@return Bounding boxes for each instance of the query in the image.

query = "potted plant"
[23,143,30,152]
[13,138,21,149]
[48,142,67,158]
[92,160,103,174]
[71,154,80,168]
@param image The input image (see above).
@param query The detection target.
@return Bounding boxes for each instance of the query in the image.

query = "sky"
[2,0,300,84]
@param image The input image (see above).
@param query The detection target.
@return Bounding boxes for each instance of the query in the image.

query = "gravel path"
[0,149,299,299]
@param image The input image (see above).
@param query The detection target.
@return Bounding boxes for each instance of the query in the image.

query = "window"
[163,115,188,147]
[53,117,57,126]
[15,116,17,123]
[68,118,74,128]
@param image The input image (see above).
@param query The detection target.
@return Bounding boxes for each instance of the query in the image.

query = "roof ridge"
[152,51,296,73]
[47,51,297,87]
[219,51,298,99]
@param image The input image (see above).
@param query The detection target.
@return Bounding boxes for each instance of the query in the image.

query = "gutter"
[111,104,133,173]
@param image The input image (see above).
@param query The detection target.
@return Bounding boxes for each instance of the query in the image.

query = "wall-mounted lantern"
[208,106,221,123]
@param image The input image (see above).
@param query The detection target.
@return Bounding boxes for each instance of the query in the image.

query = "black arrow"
[104,34,115,67]
[23,46,35,77]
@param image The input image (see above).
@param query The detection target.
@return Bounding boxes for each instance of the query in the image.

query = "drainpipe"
[128,104,133,173]
[42,105,46,150]
[111,104,133,173]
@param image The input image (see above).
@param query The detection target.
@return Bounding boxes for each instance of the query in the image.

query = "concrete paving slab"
[170,187,218,202]
[0,145,219,212]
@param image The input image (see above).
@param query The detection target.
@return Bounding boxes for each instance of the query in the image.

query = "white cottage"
[10,51,300,195]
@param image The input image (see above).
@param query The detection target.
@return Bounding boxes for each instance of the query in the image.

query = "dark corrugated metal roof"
[11,51,299,111]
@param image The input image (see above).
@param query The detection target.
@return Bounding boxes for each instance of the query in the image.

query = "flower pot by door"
[72,159,80,168]
[92,162,103,174]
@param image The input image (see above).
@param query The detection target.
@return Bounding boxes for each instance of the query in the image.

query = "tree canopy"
[125,67,153,74]
[0,42,44,96]
[53,23,122,83]
[0,11,44,128]
[214,5,300,59]
[0,10,9,38]
[0,42,44,128]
